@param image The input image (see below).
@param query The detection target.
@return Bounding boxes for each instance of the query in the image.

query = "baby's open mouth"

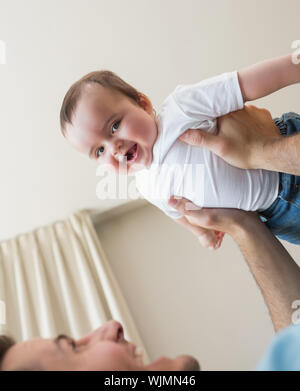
[125,143,138,162]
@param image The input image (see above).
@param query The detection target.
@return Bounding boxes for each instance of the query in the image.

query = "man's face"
[1,320,200,371]
[65,84,158,174]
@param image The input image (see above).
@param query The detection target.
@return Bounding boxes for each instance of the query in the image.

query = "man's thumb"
[179,129,218,152]
[168,196,201,215]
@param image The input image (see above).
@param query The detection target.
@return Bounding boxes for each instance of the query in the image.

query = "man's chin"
[145,355,200,371]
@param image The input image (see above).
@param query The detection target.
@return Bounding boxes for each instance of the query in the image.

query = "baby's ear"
[138,93,153,113]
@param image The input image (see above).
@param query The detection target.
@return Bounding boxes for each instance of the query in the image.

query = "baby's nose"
[112,142,127,162]
[111,140,123,156]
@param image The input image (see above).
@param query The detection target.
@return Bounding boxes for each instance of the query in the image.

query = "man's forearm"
[258,133,300,175]
[231,217,300,332]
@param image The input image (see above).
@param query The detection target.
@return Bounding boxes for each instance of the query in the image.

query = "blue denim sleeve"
[256,324,300,371]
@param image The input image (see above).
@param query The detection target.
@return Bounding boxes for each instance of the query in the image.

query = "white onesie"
[135,71,279,219]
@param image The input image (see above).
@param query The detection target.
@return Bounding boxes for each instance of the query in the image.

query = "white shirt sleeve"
[172,71,244,123]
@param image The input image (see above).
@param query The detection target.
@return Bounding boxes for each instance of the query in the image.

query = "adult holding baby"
[1,193,300,370]
[180,105,300,176]
[179,104,300,245]
[60,53,300,249]
[168,195,300,370]
[1,106,299,371]
[168,104,300,370]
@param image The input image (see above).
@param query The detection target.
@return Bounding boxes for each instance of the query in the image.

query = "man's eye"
[65,338,77,352]
[96,145,105,158]
[112,120,120,134]
[70,341,78,352]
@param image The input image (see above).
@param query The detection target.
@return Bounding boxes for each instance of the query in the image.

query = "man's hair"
[0,335,43,371]
[60,70,142,136]
[0,335,15,370]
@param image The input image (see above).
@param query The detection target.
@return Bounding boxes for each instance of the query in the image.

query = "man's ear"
[138,93,153,114]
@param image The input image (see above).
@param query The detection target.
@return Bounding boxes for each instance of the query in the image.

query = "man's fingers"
[232,105,272,123]
[198,230,221,250]
[180,129,203,145]
[215,231,225,249]
[246,104,271,116]
[168,196,201,216]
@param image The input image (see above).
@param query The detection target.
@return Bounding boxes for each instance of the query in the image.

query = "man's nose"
[92,320,124,343]
[75,320,125,347]
[104,320,124,342]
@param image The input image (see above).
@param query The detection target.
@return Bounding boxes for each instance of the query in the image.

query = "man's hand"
[169,196,300,332]
[179,105,281,170]
[175,215,225,250]
[168,196,256,236]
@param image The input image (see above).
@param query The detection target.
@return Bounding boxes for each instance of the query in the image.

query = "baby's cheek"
[131,114,156,143]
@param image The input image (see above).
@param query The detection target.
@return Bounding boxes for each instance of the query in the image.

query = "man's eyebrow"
[54,335,76,352]
[88,113,116,159]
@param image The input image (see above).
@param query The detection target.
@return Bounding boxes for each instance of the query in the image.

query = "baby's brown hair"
[60,70,142,136]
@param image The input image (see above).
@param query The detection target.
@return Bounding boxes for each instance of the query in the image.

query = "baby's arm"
[175,216,224,250]
[238,54,300,102]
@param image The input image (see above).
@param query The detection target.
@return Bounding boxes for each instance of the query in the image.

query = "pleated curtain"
[0,210,149,363]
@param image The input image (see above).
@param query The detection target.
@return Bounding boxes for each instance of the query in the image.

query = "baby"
[60,54,300,249]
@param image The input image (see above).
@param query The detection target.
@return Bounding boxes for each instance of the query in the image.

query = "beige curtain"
[0,210,149,363]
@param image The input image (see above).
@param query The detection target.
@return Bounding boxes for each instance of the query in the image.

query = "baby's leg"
[259,113,300,245]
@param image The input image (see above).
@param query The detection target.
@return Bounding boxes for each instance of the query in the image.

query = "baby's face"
[65,84,158,174]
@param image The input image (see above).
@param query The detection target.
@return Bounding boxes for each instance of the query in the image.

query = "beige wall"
[96,204,300,371]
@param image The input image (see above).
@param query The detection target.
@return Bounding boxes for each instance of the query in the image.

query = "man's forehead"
[12,337,55,355]
[2,337,55,370]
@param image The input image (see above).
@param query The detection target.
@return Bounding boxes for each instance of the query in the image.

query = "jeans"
[259,112,300,245]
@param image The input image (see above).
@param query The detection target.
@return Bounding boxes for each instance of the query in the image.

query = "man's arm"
[232,215,300,332]
[260,130,300,175]
[179,105,300,176]
[238,54,300,102]
[169,197,300,332]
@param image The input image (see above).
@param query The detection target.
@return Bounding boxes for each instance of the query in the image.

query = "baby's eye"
[96,145,105,158]
[112,120,120,134]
